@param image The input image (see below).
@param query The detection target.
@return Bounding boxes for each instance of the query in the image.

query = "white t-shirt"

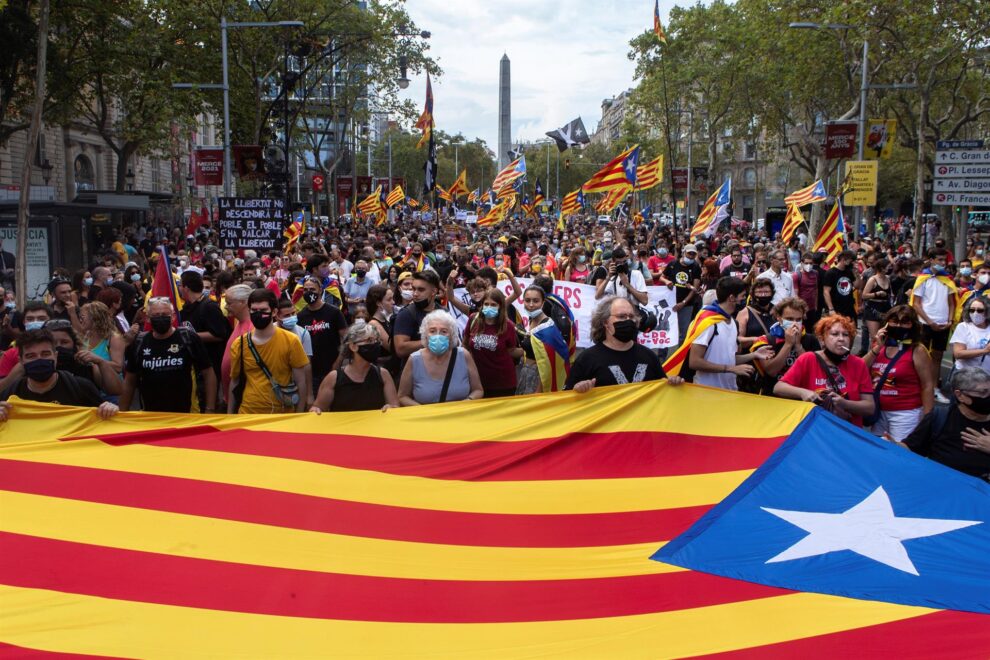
[913,277,952,325]
[949,321,990,373]
[291,325,313,357]
[601,269,647,302]
[757,268,795,305]
[333,259,354,280]
[692,317,739,391]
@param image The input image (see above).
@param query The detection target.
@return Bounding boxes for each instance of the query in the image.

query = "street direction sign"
[934,164,990,179]
[937,139,984,150]
[934,178,990,193]
[935,150,990,164]
[932,191,990,206]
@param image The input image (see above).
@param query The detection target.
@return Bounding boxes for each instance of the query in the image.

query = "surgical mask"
[24,321,45,331]
[427,334,449,355]
[526,306,543,318]
[495,247,504,255]
[964,392,990,415]
[971,312,986,326]
[481,305,499,319]
[525,247,532,255]
[960,267,973,277]
[250,310,273,329]
[303,291,320,305]
[803,264,813,273]
[4,301,14,310]
[106,277,114,286]
[683,257,695,265]
[149,315,172,334]
[202,288,211,298]
[612,319,639,343]
[781,319,801,331]
[400,289,413,301]
[84,277,94,287]
[130,273,141,282]
[658,248,668,257]
[578,255,587,264]
[904,252,913,258]
[280,315,298,330]
[978,249,985,256]
[979,274,990,286]
[933,264,946,275]
[23,358,56,382]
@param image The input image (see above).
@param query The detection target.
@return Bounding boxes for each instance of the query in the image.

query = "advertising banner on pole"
[193,148,224,186]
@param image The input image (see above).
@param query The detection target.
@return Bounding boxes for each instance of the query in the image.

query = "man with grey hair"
[565,296,683,393]
[121,297,216,413]
[756,249,794,305]
[903,367,990,480]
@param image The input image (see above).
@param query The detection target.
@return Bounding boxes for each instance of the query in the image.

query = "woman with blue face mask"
[465,288,522,398]
[397,309,483,406]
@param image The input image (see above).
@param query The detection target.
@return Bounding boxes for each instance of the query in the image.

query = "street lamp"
[397,55,410,90]
[40,159,53,185]
[174,19,304,198]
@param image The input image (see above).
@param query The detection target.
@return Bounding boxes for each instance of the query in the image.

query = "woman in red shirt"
[564,247,591,283]
[465,288,523,398]
[774,314,875,426]
[864,305,935,441]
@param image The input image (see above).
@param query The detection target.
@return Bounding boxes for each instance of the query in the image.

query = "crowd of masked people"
[0,212,988,482]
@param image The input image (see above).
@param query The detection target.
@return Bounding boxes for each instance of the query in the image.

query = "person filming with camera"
[594,247,649,306]
[566,297,683,393]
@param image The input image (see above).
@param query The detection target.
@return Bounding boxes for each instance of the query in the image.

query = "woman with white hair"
[397,309,483,405]
[310,320,398,413]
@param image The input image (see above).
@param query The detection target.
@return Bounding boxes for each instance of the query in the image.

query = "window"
[776,169,789,187]
[744,142,756,160]
[743,168,757,187]
[151,159,160,192]
[73,155,95,196]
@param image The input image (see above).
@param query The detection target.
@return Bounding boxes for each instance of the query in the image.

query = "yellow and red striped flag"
[357,185,385,217]
[560,189,584,217]
[491,156,526,193]
[415,73,434,149]
[437,185,453,203]
[447,169,470,199]
[2,384,985,656]
[813,201,847,266]
[784,179,827,207]
[477,196,513,226]
[596,185,630,213]
[654,0,668,44]
[582,145,640,193]
[780,203,805,244]
[635,155,663,190]
[385,185,405,208]
[690,177,732,240]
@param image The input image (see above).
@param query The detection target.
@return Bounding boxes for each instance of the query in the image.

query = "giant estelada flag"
[1,382,989,657]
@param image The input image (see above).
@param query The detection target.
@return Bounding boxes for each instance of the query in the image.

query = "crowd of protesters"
[0,207,988,482]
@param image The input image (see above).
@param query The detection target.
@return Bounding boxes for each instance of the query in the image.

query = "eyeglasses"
[611,314,638,322]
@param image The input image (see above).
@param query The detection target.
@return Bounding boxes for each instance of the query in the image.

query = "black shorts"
[919,324,950,351]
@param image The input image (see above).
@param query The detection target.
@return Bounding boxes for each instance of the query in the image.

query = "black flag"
[422,130,437,197]
[545,117,591,152]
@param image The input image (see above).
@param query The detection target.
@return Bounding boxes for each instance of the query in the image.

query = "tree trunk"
[15,0,49,309]
[115,143,137,193]
[808,153,828,239]
[912,94,929,254]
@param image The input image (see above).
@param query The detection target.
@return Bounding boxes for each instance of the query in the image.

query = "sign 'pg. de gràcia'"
[217,198,285,251]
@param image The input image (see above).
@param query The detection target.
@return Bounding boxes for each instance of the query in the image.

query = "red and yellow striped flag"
[447,169,470,198]
[635,155,663,191]
[1,384,981,656]
[780,203,805,244]
[813,201,847,266]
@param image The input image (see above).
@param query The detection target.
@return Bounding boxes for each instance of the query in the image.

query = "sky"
[397,0,676,149]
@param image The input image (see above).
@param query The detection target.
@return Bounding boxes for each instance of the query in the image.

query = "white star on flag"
[762,486,981,576]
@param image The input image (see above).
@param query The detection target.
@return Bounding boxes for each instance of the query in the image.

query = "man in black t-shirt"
[297,276,348,390]
[903,368,990,480]
[566,298,683,391]
[719,247,750,281]
[121,298,216,413]
[822,250,858,322]
[663,244,703,345]
[393,270,441,361]
[179,270,231,383]
[0,329,118,420]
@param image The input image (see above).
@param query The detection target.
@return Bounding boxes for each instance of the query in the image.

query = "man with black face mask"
[903,367,990,481]
[120,298,216,413]
[566,297,683,392]
[0,329,117,420]
[298,276,348,392]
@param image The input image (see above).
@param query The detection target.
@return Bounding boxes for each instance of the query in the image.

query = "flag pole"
[657,46,679,252]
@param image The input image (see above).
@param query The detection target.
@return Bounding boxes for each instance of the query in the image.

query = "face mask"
[754,295,773,308]
[979,274,990,286]
[414,297,431,311]
[578,255,587,264]
[280,315,298,330]
[427,334,449,355]
[202,288,211,298]
[481,305,499,319]
[106,277,114,286]
[23,358,56,382]
[130,273,141,282]
[532,264,543,273]
[886,326,911,344]
[357,343,382,363]
[803,264,813,273]
[149,315,172,334]
[179,261,187,268]
[84,277,94,287]
[354,269,367,279]
[527,306,543,318]
[961,267,973,277]
[4,301,14,310]
[904,252,913,258]
[24,321,45,331]
[303,291,320,305]
[400,289,413,301]
[250,310,273,329]
[964,392,990,415]
[611,319,639,343]
[525,247,532,255]
[658,249,668,257]
[781,319,801,331]
[55,346,77,371]
[683,257,695,265]
[823,347,848,364]
[495,247,504,255]
[971,312,986,326]
[978,250,985,257]
[194,246,201,252]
